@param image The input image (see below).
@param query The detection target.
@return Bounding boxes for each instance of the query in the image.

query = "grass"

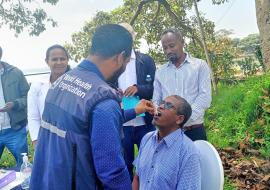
[224,177,236,190]
[0,134,34,169]
[205,73,270,153]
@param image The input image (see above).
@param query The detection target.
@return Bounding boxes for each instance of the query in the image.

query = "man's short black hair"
[171,95,192,127]
[161,28,183,41]
[90,24,133,59]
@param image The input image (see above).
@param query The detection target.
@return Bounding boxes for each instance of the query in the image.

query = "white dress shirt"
[118,50,137,91]
[118,50,145,126]
[27,75,51,141]
[153,53,212,127]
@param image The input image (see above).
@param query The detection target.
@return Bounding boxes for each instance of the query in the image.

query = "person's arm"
[132,175,139,190]
[122,109,136,123]
[123,99,155,123]
[12,69,30,110]
[176,154,201,190]
[189,61,212,123]
[91,99,131,190]
[27,83,42,144]
[0,70,29,112]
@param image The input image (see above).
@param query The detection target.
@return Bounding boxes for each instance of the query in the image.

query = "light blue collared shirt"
[153,53,212,126]
[133,129,201,190]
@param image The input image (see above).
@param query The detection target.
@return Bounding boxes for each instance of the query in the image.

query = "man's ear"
[111,51,125,66]
[116,51,126,65]
[176,115,185,126]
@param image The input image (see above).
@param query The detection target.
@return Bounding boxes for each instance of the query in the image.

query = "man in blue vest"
[30,24,154,190]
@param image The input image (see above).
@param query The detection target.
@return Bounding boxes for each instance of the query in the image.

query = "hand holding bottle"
[135,99,155,115]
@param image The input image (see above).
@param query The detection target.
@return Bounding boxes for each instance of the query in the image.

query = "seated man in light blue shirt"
[133,95,201,190]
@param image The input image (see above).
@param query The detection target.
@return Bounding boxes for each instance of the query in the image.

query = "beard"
[107,64,126,86]
[167,53,180,64]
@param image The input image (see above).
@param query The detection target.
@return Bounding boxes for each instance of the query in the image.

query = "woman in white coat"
[28,44,70,147]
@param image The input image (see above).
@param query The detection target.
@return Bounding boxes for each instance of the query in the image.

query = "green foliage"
[188,32,263,81]
[208,34,238,79]
[65,0,215,63]
[236,57,260,77]
[224,177,237,190]
[252,87,270,157]
[205,73,270,158]
[255,45,265,71]
[238,34,260,55]
[0,148,16,168]
[0,0,58,36]
[233,34,264,73]
[65,1,260,81]
[189,33,240,79]
[65,11,113,62]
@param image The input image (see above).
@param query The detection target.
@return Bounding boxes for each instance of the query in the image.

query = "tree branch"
[158,0,204,48]
[130,0,204,48]
[148,2,161,34]
[130,0,156,26]
[152,2,161,23]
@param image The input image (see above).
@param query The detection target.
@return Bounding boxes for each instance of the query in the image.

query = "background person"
[28,44,70,148]
[153,28,212,141]
[0,46,29,168]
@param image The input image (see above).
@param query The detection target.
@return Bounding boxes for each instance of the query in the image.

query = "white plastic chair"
[194,140,224,190]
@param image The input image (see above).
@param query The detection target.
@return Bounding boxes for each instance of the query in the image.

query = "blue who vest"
[30,60,122,190]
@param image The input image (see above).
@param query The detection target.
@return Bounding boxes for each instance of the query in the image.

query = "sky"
[0,0,258,73]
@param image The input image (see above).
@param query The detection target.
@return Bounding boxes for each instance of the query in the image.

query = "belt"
[184,124,203,131]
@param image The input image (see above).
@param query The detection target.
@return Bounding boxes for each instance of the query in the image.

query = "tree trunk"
[255,0,270,71]
[193,0,217,93]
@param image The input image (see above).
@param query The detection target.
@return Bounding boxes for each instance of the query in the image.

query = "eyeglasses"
[159,100,176,110]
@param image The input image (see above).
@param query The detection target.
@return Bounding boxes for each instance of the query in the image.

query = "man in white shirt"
[118,23,156,179]
[153,28,212,141]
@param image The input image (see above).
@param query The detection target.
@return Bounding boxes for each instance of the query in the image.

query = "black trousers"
[184,124,207,141]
